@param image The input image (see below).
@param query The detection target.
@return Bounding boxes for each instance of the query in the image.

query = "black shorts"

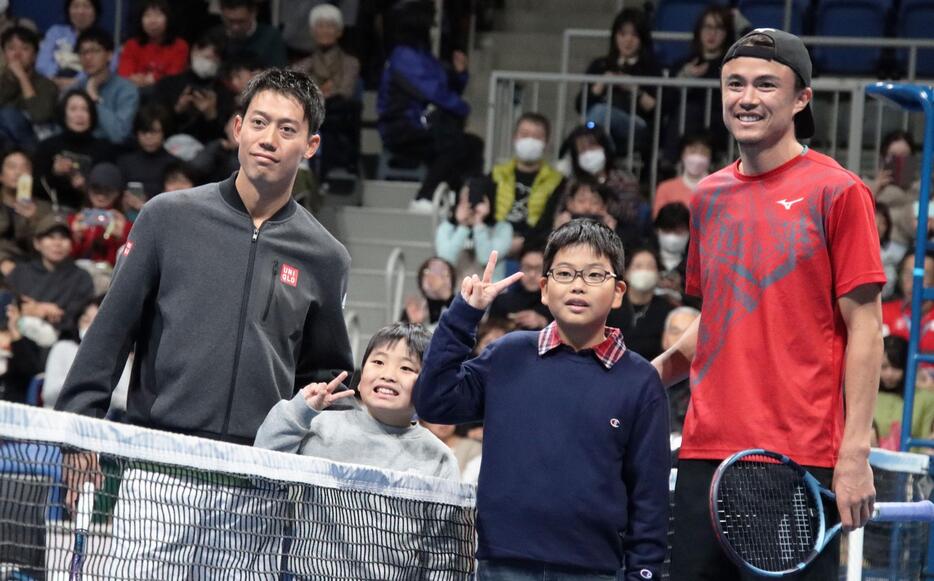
[669,459,840,580]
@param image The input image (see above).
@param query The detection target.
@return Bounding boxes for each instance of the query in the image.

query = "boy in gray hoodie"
[256,322,459,480]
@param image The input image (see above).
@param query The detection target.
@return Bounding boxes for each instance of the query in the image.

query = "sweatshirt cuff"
[288,391,321,425]
[447,294,487,327]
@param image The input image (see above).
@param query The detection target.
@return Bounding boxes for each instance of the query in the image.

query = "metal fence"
[484,71,919,198]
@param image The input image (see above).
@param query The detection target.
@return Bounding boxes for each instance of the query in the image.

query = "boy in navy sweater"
[414,219,670,580]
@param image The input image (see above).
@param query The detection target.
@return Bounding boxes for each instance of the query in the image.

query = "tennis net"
[0,402,477,580]
[846,448,933,581]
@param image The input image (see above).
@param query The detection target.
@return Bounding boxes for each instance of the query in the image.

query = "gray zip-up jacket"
[55,173,354,444]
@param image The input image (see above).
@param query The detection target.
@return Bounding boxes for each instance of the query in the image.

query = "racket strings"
[715,457,820,572]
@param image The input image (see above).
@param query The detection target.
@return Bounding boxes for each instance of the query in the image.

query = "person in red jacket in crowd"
[117,0,188,89]
[68,162,130,266]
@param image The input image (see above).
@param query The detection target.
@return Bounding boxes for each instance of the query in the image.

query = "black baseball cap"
[722,28,815,139]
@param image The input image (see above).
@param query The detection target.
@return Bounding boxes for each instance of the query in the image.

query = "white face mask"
[578,148,606,175]
[682,153,711,178]
[658,232,689,254]
[191,55,219,79]
[627,269,658,292]
[514,137,545,163]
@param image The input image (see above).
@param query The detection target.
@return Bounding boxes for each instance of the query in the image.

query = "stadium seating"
[896,0,934,77]
[653,0,726,69]
[812,0,891,75]
[737,0,807,35]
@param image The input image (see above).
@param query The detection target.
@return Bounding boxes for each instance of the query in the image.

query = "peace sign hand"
[301,371,353,412]
[461,251,524,311]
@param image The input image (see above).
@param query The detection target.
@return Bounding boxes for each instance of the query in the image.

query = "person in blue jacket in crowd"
[377,0,482,211]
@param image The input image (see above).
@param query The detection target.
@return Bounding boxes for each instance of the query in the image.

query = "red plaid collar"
[537,321,627,369]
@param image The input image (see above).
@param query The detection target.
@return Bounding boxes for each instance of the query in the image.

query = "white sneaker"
[408,198,435,214]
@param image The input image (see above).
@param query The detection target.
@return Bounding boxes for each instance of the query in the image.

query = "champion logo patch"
[122,241,133,256]
[640,570,653,579]
[280,263,299,287]
[609,418,621,429]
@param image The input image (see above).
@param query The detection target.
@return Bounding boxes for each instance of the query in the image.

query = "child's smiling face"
[358,340,421,427]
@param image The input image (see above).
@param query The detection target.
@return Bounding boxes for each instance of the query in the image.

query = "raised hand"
[460,251,524,310]
[301,370,353,412]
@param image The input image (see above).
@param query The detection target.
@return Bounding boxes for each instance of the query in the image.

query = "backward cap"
[722,28,814,139]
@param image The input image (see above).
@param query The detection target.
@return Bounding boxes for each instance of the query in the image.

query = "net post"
[846,528,864,580]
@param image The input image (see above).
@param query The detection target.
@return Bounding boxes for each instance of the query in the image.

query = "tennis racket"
[68,482,95,581]
[709,448,934,577]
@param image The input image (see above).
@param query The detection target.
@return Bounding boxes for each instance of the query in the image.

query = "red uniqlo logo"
[280,263,299,287]
[123,241,134,256]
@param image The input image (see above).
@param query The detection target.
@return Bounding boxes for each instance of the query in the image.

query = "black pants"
[669,459,840,581]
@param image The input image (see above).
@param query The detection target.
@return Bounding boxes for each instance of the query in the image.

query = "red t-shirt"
[117,38,189,82]
[683,148,885,467]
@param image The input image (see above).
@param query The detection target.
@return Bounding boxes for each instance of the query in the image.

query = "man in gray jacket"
[55,68,355,576]
[57,68,352,443]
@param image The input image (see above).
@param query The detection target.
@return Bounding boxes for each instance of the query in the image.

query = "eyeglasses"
[546,268,618,286]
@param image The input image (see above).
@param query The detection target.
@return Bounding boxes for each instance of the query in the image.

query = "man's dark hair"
[134,0,177,46]
[1,26,39,52]
[514,112,551,142]
[520,235,547,260]
[219,0,256,10]
[58,88,99,131]
[654,202,691,231]
[76,27,114,53]
[192,29,226,53]
[133,103,174,135]
[162,160,199,185]
[239,68,326,134]
[389,0,434,51]
[567,177,612,206]
[543,218,626,278]
[64,0,101,24]
[361,322,432,369]
[733,33,806,92]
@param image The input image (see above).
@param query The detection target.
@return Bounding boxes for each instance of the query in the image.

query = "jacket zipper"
[262,260,279,322]
[221,225,262,437]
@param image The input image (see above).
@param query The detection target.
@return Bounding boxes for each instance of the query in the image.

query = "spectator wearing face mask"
[653,134,712,218]
[560,124,647,240]
[150,31,233,144]
[607,247,674,361]
[653,202,691,301]
[488,113,565,257]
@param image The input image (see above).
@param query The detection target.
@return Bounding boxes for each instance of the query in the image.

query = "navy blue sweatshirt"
[413,296,670,578]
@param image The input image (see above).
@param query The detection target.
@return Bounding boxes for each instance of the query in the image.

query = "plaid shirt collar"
[537,321,627,369]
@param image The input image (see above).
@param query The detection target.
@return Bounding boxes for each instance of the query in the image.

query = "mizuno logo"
[776,197,804,210]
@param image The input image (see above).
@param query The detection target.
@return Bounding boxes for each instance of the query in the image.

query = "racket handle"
[872,501,934,522]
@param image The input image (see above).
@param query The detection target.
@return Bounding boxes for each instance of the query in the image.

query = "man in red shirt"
[654,29,885,580]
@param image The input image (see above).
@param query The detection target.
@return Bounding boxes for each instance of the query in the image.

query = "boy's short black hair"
[654,202,691,231]
[76,27,114,53]
[519,236,546,260]
[1,26,39,52]
[354,323,433,394]
[543,218,626,278]
[678,132,713,157]
[567,178,612,206]
[239,68,326,134]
